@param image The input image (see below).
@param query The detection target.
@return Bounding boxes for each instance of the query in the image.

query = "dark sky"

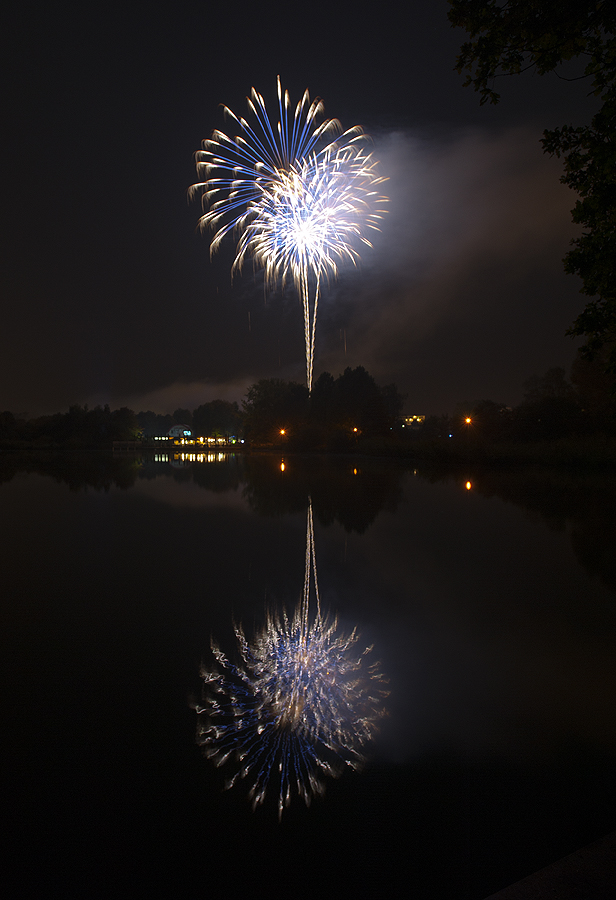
[2,1,598,416]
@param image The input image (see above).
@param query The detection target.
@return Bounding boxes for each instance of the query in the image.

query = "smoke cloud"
[314,126,582,411]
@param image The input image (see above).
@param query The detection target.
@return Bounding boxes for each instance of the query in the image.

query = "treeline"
[137,400,243,438]
[243,367,404,449]
[138,367,403,448]
[0,405,141,446]
[1,355,613,451]
[412,356,615,446]
[0,402,244,447]
[0,367,403,449]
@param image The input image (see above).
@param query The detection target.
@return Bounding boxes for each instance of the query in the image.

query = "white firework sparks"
[196,500,388,818]
[189,78,387,390]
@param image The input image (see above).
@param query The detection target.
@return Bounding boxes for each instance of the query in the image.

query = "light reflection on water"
[1,454,615,898]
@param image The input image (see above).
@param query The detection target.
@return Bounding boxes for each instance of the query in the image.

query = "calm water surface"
[2,454,615,899]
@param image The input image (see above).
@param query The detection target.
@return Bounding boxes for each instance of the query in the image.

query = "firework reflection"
[196,500,388,817]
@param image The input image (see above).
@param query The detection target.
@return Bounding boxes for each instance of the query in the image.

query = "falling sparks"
[189,77,387,390]
[196,500,388,818]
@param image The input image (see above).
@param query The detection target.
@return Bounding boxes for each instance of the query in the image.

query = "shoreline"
[0,434,615,468]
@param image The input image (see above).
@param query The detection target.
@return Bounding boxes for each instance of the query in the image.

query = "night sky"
[2,1,599,417]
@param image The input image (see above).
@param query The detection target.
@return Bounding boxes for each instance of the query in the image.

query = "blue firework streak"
[196,501,388,818]
[189,78,388,391]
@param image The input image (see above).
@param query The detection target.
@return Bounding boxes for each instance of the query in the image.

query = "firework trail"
[196,499,388,818]
[189,78,387,391]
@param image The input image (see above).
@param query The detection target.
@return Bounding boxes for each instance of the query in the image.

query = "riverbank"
[345,434,616,468]
[1,434,615,467]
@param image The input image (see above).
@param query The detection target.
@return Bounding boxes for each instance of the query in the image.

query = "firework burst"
[189,78,387,390]
[196,500,388,818]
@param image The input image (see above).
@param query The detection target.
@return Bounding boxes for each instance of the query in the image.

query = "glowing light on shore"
[190,78,387,390]
[196,500,388,817]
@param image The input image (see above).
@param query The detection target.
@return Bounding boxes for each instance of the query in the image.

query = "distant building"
[400,415,425,430]
[167,424,192,439]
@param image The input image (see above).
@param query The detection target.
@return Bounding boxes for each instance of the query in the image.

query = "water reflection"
[0,452,142,491]
[1,453,615,896]
[240,455,404,532]
[195,499,388,818]
[3,452,616,590]
[417,466,616,596]
[168,451,229,466]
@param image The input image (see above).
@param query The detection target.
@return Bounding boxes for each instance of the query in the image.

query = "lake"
[2,452,615,899]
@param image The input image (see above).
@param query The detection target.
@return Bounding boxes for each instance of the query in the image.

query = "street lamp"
[463,415,473,445]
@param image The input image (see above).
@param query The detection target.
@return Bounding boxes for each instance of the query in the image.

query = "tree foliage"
[242,368,404,447]
[312,366,404,436]
[137,410,174,437]
[242,379,310,443]
[448,1,616,369]
[522,367,576,403]
[571,343,616,421]
[172,408,193,427]
[28,405,141,445]
[192,400,243,438]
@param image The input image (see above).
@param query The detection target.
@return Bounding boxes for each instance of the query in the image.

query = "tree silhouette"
[449,0,616,373]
